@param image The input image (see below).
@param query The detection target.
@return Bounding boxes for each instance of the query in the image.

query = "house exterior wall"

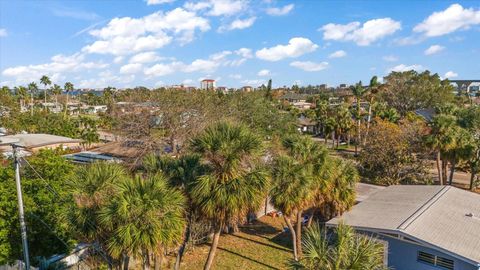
[377,234,478,270]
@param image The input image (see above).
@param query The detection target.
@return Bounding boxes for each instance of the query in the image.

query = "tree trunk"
[203,222,222,270]
[31,93,34,116]
[295,210,303,258]
[356,98,361,155]
[123,255,130,270]
[331,132,335,149]
[441,158,448,185]
[306,212,314,228]
[448,158,456,185]
[436,152,443,185]
[470,161,477,191]
[154,253,162,270]
[65,93,69,117]
[364,96,374,146]
[174,214,192,270]
[283,216,298,261]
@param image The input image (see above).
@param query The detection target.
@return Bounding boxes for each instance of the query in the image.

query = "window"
[417,251,454,270]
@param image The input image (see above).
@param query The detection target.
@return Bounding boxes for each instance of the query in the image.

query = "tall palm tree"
[290,223,387,270]
[64,82,74,116]
[16,86,28,110]
[142,153,206,270]
[28,82,38,115]
[51,84,62,110]
[271,156,312,261]
[189,122,268,270]
[40,75,52,110]
[99,174,186,270]
[320,158,358,219]
[364,76,383,145]
[271,135,330,259]
[350,81,367,155]
[425,114,458,185]
[68,162,127,268]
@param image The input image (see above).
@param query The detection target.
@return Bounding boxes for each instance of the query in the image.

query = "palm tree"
[64,82,74,116]
[142,153,206,270]
[99,174,186,270]
[364,76,383,145]
[28,82,38,115]
[271,135,330,259]
[189,122,268,270]
[350,81,367,155]
[40,75,51,109]
[320,158,358,219]
[446,127,473,185]
[425,114,458,185]
[271,156,313,261]
[51,84,62,110]
[68,162,127,269]
[15,86,28,110]
[290,223,387,270]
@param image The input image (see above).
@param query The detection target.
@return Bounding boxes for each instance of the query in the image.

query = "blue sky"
[0,0,479,89]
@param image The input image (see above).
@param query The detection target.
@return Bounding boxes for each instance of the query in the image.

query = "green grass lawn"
[179,216,293,270]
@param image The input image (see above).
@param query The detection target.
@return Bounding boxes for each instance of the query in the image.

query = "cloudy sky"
[0,0,479,88]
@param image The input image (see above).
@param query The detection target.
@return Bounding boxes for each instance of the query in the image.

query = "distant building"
[241,86,253,92]
[328,185,480,270]
[200,79,216,90]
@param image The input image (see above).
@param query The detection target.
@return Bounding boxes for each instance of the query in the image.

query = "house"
[0,134,82,156]
[327,185,480,270]
[297,116,317,134]
[280,93,310,103]
[241,86,253,92]
[292,101,314,110]
[200,79,216,90]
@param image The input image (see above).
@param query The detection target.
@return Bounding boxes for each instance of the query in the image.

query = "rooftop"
[0,134,81,149]
[327,185,480,265]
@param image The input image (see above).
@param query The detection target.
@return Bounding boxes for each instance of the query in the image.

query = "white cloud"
[219,17,256,32]
[120,63,143,74]
[113,56,124,64]
[444,71,458,79]
[185,0,248,16]
[383,55,398,62]
[0,28,7,37]
[321,18,401,46]
[146,0,175,5]
[257,69,271,76]
[77,71,135,88]
[388,64,424,73]
[129,51,162,63]
[144,62,179,76]
[290,61,329,71]
[266,4,294,16]
[414,4,480,37]
[207,0,248,16]
[424,45,445,55]
[82,8,210,55]
[256,37,318,61]
[328,50,347,58]
[242,79,265,86]
[2,53,108,85]
[235,48,253,58]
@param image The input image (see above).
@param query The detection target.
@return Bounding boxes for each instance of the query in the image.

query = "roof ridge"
[397,186,450,231]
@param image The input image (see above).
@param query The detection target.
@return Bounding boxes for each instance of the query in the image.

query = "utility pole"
[13,144,30,270]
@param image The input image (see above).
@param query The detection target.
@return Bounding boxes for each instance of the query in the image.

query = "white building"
[200,79,215,90]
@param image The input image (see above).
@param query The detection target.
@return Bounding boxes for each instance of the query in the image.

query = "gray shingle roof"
[327,185,480,265]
